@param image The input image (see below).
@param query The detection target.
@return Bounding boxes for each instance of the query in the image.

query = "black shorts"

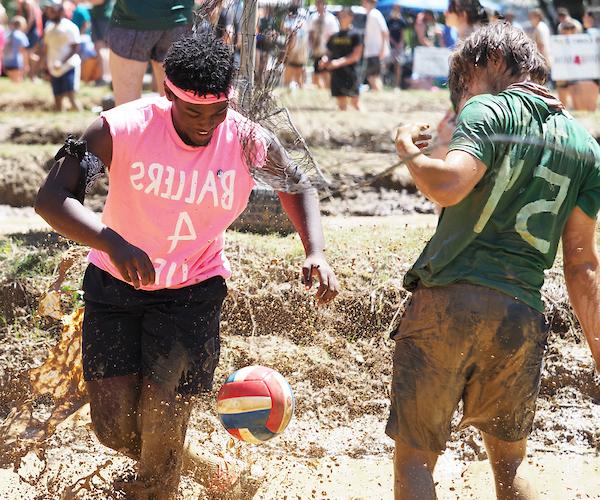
[82,264,228,395]
[365,56,381,78]
[331,66,359,97]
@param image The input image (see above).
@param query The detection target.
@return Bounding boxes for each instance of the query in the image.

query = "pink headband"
[164,77,231,104]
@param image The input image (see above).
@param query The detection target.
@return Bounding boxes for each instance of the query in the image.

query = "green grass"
[0,143,61,158]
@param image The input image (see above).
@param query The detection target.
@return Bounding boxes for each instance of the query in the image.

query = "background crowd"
[0,0,599,112]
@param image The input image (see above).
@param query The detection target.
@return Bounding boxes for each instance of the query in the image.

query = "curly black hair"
[163,30,234,96]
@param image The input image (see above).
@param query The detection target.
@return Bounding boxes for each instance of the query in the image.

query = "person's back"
[389,23,600,500]
[111,0,193,30]
[406,87,600,311]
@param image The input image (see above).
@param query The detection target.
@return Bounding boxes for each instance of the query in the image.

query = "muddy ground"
[0,84,599,499]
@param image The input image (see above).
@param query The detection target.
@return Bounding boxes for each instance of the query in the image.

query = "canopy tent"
[376,0,503,14]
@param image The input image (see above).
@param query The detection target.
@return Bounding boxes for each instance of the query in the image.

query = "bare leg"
[150,60,166,96]
[481,433,538,500]
[54,94,63,112]
[7,69,24,83]
[66,91,81,111]
[394,440,438,500]
[87,374,142,459]
[351,95,360,110]
[109,50,147,105]
[136,378,191,498]
[95,41,110,82]
[336,96,348,111]
[571,81,598,112]
[368,74,383,91]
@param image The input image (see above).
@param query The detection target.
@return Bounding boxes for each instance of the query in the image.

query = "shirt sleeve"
[448,97,505,169]
[376,11,389,32]
[576,140,600,218]
[70,23,81,44]
[18,31,30,48]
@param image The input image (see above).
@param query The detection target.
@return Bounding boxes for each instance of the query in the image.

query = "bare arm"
[394,125,486,207]
[562,207,600,369]
[263,139,339,304]
[35,118,155,288]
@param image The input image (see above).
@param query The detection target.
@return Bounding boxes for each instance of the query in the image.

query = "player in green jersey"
[388,22,600,499]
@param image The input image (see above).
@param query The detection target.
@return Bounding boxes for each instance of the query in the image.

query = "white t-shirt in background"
[364,8,389,58]
[307,10,339,57]
[44,17,81,77]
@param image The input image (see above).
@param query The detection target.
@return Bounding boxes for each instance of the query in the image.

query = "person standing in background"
[41,0,82,111]
[107,0,193,105]
[556,7,583,33]
[387,5,407,88]
[307,0,339,89]
[89,0,113,85]
[283,2,309,89]
[0,8,7,79]
[583,9,600,35]
[321,7,362,110]
[16,0,43,78]
[3,16,30,82]
[362,0,389,91]
[445,0,488,40]
[528,9,551,65]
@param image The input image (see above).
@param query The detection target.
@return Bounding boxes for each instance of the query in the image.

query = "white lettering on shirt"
[166,211,197,254]
[130,162,145,190]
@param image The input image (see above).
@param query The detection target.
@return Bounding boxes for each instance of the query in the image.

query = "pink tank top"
[88,96,267,290]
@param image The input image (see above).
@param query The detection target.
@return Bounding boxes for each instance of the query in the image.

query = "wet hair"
[448,22,549,110]
[163,30,234,96]
[447,0,488,25]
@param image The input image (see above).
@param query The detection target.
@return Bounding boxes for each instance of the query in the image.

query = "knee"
[89,404,139,457]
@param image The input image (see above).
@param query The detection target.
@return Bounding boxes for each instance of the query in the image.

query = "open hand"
[301,252,339,306]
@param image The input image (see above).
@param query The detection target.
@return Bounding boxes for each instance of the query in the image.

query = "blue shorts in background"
[51,67,78,96]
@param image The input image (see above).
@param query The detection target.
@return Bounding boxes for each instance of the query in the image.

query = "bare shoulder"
[83,117,113,168]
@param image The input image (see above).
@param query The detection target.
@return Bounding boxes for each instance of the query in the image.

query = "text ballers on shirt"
[129,161,237,211]
[126,161,241,286]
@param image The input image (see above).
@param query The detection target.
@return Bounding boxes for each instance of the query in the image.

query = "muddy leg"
[87,374,142,459]
[137,378,192,499]
[393,440,438,500]
[482,433,539,500]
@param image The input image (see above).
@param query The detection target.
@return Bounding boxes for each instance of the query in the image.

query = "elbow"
[428,185,467,208]
[34,187,52,218]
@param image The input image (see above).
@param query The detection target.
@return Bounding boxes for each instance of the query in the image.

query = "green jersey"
[111,0,193,30]
[405,89,600,312]
[91,0,114,21]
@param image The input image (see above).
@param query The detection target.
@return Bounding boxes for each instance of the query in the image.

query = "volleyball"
[216,365,295,444]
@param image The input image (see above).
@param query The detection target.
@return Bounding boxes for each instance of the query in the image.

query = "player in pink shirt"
[35,30,339,498]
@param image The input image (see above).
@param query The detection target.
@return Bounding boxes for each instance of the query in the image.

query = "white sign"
[412,46,452,78]
[549,34,600,81]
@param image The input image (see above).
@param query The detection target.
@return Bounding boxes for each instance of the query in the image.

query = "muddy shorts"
[82,264,227,395]
[386,283,549,453]
[107,25,190,62]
